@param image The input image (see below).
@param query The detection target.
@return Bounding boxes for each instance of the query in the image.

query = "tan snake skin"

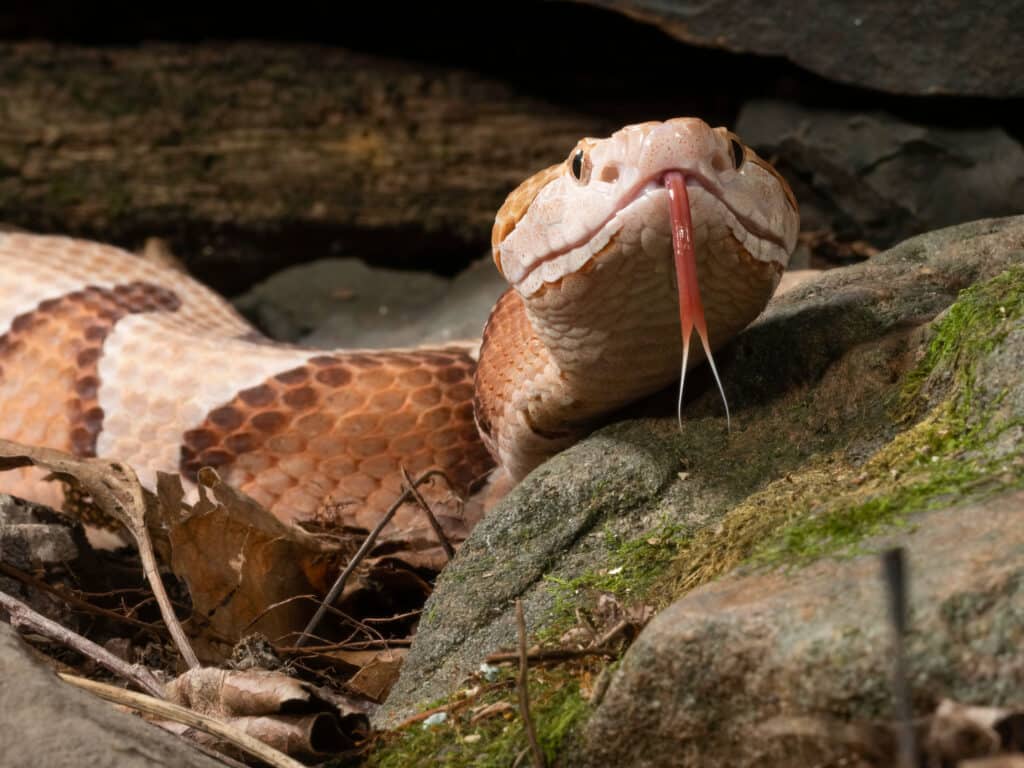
[0,118,798,549]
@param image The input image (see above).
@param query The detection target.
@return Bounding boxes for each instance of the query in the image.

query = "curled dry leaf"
[157,469,348,660]
[165,666,370,759]
[960,757,1024,768]
[163,712,354,763]
[167,667,314,717]
[924,699,1024,764]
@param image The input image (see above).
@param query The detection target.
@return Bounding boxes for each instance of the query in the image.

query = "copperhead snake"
[0,118,798,560]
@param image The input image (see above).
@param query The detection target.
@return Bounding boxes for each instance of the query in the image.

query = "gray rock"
[233,255,507,348]
[0,622,222,767]
[376,215,1024,727]
[579,490,1024,767]
[580,0,1024,97]
[736,100,1024,249]
[1,493,80,569]
[376,421,682,726]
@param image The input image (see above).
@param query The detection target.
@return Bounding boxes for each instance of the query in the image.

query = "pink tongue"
[664,171,731,431]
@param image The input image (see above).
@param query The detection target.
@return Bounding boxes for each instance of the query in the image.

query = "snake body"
[0,118,797,555]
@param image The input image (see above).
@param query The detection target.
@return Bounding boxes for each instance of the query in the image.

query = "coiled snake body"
[0,118,798,557]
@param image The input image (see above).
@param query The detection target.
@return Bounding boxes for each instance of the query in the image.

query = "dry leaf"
[159,469,347,660]
[327,648,406,702]
[925,699,1024,765]
[161,712,356,762]
[167,667,314,717]
[164,666,370,760]
[0,438,199,668]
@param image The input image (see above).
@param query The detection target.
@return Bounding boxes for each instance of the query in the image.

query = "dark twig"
[363,608,422,624]
[594,618,631,649]
[401,466,456,561]
[0,588,165,698]
[881,547,918,768]
[516,600,544,768]
[295,469,448,648]
[0,561,162,636]
[278,637,413,654]
[486,646,617,665]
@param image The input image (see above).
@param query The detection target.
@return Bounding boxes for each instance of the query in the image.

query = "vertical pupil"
[730,139,745,169]
[572,150,585,180]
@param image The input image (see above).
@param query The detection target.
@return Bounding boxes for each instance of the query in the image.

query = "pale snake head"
[478,118,800,477]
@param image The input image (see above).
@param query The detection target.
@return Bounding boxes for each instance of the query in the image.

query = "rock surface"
[737,100,1024,249]
[582,0,1024,97]
[0,621,222,767]
[580,490,1024,767]
[234,255,507,348]
[376,215,1024,728]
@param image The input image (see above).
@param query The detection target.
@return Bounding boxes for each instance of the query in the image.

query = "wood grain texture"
[0,42,609,287]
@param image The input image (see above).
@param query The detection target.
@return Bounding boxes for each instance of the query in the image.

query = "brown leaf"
[167,667,313,717]
[161,468,347,660]
[162,712,358,762]
[960,757,1024,768]
[163,666,371,759]
[328,648,406,702]
[924,699,1012,764]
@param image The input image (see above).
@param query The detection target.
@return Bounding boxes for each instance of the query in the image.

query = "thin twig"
[58,673,305,768]
[0,561,162,636]
[392,680,515,729]
[295,469,448,648]
[363,608,422,624]
[516,600,544,768]
[486,646,617,665]
[0,588,165,698]
[401,466,455,561]
[882,548,918,768]
[0,440,199,669]
[594,618,630,648]
[135,518,200,669]
[278,637,412,654]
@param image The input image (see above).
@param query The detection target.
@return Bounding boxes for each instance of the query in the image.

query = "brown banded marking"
[0,282,181,456]
[179,347,495,532]
[0,281,181,516]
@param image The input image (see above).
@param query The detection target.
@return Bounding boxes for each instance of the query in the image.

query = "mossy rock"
[373,216,1024,765]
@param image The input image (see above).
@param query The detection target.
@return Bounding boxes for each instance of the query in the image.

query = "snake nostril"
[711,153,730,172]
[599,163,620,183]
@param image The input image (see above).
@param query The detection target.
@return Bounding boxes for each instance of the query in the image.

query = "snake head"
[491,117,799,298]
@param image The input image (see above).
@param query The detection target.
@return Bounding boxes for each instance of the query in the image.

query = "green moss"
[760,266,1024,563]
[665,265,1024,592]
[542,518,689,631]
[364,669,590,768]
[901,266,1024,418]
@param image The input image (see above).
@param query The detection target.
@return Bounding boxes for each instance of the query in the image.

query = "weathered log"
[0,42,609,290]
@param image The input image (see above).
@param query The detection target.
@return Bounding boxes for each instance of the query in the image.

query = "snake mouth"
[509,168,787,292]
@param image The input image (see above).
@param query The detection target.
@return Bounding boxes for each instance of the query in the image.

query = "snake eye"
[570,149,586,182]
[729,138,745,169]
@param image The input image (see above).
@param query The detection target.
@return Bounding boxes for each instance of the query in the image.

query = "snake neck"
[475,218,783,483]
[473,244,687,482]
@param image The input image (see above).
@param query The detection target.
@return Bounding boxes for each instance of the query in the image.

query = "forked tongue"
[664,171,731,432]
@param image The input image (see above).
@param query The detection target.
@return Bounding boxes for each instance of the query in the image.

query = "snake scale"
[0,118,798,557]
